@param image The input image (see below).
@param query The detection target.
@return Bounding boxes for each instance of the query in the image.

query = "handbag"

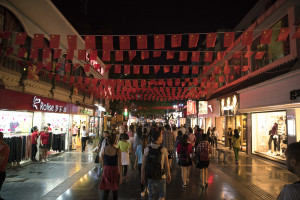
[94,155,99,163]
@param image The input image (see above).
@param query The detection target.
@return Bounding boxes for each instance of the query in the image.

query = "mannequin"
[268,123,278,155]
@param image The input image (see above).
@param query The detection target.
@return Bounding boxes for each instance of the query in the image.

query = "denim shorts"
[148,178,166,199]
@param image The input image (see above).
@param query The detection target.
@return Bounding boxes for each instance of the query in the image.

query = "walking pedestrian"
[31,126,39,161]
[232,129,242,165]
[81,126,88,152]
[277,142,300,200]
[212,127,218,148]
[177,134,192,188]
[227,128,233,149]
[195,134,212,189]
[134,135,148,198]
[207,127,212,145]
[99,133,122,200]
[0,132,10,199]
[40,127,50,162]
[117,133,131,180]
[162,124,175,168]
[141,130,171,200]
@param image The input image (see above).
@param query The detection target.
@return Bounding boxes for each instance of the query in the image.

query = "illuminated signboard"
[187,101,196,116]
[198,101,208,115]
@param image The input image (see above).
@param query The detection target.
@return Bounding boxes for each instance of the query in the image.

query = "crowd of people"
[95,123,300,200]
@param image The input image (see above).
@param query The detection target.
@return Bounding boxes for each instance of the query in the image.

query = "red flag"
[84,64,90,72]
[232,51,242,58]
[54,49,62,59]
[153,51,161,58]
[154,34,165,49]
[115,50,123,61]
[56,63,62,71]
[241,65,249,72]
[94,64,101,72]
[15,32,27,45]
[36,62,43,72]
[133,80,138,87]
[137,35,147,49]
[45,62,52,71]
[164,66,170,73]
[77,77,83,85]
[78,50,86,60]
[203,66,209,73]
[17,47,26,57]
[66,49,74,60]
[242,31,253,46]
[69,76,75,85]
[171,34,182,48]
[154,65,160,74]
[167,51,175,59]
[292,27,300,39]
[33,34,44,48]
[85,35,95,49]
[224,66,231,74]
[85,77,91,85]
[204,52,213,62]
[188,34,199,48]
[223,32,235,47]
[48,72,53,80]
[175,79,180,86]
[0,31,11,38]
[217,51,225,61]
[171,65,179,73]
[102,50,110,61]
[179,51,188,61]
[115,65,121,73]
[63,75,68,83]
[55,74,61,82]
[50,34,60,48]
[102,35,113,50]
[143,65,149,74]
[67,35,77,50]
[244,51,254,58]
[260,29,273,44]
[182,66,189,74]
[133,65,140,74]
[42,48,50,59]
[254,52,265,59]
[219,76,224,82]
[206,33,217,48]
[201,77,208,82]
[213,82,219,89]
[192,66,199,74]
[276,28,290,41]
[30,48,38,59]
[234,66,240,74]
[119,35,130,50]
[191,52,200,62]
[210,76,215,82]
[65,63,71,72]
[214,66,221,74]
[141,80,146,88]
[124,65,130,74]
[167,79,173,87]
[128,50,136,61]
[193,78,198,86]
[141,51,149,60]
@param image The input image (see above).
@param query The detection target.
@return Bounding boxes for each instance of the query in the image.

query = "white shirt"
[277,183,300,200]
[119,125,124,134]
[81,130,87,137]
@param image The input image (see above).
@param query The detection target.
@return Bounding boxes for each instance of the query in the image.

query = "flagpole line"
[5,25,299,37]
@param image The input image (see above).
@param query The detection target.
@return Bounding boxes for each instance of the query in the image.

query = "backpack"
[179,145,190,164]
[145,146,163,180]
[198,142,209,161]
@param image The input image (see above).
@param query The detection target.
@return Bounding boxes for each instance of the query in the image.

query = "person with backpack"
[177,134,192,188]
[141,130,171,200]
[277,142,300,200]
[162,124,175,168]
[134,135,148,198]
[232,129,242,165]
[99,133,122,200]
[195,134,212,189]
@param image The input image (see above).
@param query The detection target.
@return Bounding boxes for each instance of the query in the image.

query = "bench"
[216,148,230,162]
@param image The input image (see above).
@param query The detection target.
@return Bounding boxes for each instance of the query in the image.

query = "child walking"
[117,133,131,180]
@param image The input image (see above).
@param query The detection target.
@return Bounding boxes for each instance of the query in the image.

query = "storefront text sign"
[198,101,208,114]
[220,95,239,116]
[32,96,66,113]
[79,108,93,115]
[187,101,196,116]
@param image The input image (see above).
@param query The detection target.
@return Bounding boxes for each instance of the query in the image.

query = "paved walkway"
[1,144,298,200]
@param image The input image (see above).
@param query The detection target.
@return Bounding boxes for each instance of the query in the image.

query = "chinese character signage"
[198,101,208,115]
[187,101,196,116]
[220,95,239,116]
[32,96,67,113]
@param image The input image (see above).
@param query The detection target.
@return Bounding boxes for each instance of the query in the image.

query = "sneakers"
[46,159,49,162]
[42,159,46,163]
[141,191,145,197]
[182,184,186,188]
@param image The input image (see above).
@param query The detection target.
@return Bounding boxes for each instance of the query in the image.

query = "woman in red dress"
[99,133,122,200]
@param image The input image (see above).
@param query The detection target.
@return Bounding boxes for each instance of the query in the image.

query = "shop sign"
[198,101,208,114]
[32,96,66,113]
[187,101,196,116]
[79,108,94,115]
[220,95,239,116]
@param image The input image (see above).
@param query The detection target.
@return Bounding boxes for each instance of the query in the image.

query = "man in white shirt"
[119,123,125,134]
[277,142,300,200]
[81,126,88,152]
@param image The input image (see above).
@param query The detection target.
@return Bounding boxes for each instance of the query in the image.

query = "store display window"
[252,111,287,161]
[0,110,33,134]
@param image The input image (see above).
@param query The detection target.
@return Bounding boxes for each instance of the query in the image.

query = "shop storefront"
[219,95,247,151]
[186,100,197,129]
[0,89,78,164]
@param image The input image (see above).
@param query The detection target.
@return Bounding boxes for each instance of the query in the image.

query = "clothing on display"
[3,135,32,163]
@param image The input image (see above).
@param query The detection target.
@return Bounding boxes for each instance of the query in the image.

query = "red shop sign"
[187,101,196,116]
